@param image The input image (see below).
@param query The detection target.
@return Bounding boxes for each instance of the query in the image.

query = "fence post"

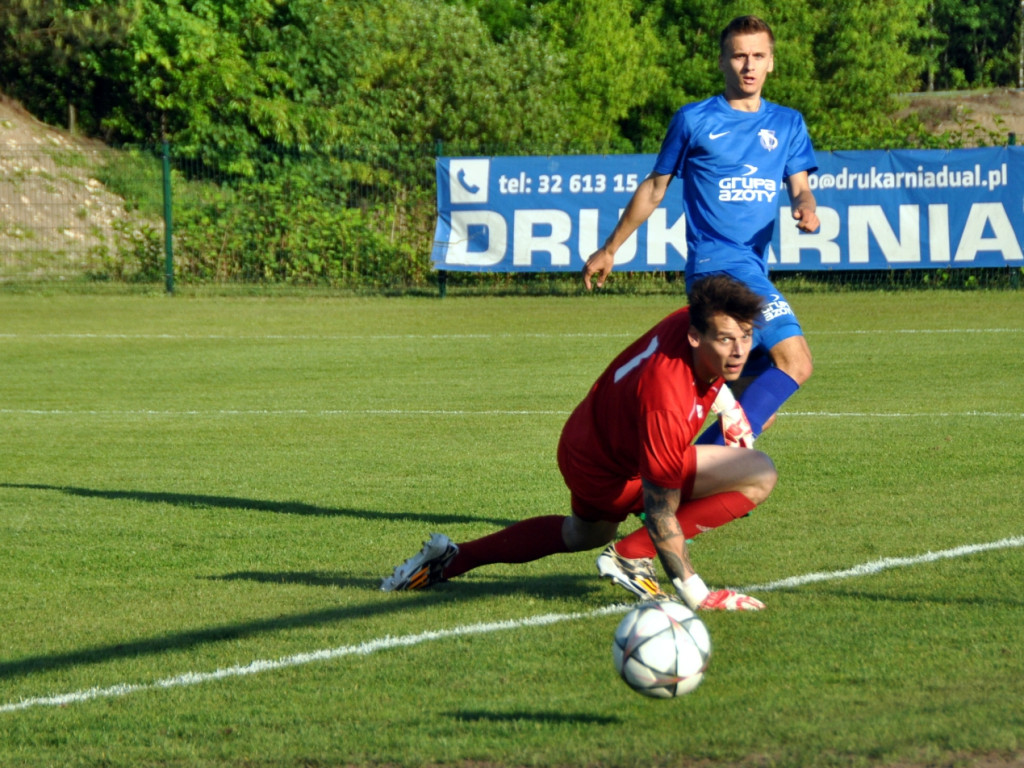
[1010,133,1020,290]
[435,138,446,297]
[162,140,175,294]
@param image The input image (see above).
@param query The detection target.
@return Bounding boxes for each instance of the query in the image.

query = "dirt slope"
[0,95,137,276]
[898,88,1024,144]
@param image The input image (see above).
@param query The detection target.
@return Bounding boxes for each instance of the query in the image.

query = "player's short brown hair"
[719,15,775,55]
[687,275,764,334]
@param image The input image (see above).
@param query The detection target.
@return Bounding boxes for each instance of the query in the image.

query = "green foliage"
[2,0,1021,162]
[617,0,730,151]
[328,0,571,154]
[534,0,668,152]
[168,155,433,286]
[95,0,349,174]
[86,218,163,282]
[0,0,139,134]
[95,146,165,216]
[448,0,535,42]
[767,0,931,150]
[918,0,1023,90]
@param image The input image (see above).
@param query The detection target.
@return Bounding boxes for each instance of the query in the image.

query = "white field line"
[0,408,573,417]
[781,411,1024,418]
[1,408,1022,419]
[0,332,637,341]
[0,328,1021,342]
[737,535,1024,592]
[2,535,1021,715]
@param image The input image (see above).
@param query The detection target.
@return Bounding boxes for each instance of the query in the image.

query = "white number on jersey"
[613,336,659,383]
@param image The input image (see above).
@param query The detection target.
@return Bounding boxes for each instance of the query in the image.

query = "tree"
[918,0,1021,89]
[800,0,927,148]
[0,0,139,133]
[96,0,349,172]
[445,0,535,42]
[617,0,930,151]
[533,0,668,151]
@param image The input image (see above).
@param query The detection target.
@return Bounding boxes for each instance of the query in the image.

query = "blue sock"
[696,367,800,445]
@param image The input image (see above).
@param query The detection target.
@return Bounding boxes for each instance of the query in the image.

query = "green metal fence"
[0,141,438,290]
[0,145,143,282]
[1,141,1021,292]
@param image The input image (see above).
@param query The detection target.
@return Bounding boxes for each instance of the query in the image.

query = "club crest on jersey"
[758,129,778,151]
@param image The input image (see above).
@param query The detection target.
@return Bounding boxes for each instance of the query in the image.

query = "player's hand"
[582,248,614,290]
[700,590,765,611]
[792,205,819,233]
[720,405,755,448]
[712,387,755,448]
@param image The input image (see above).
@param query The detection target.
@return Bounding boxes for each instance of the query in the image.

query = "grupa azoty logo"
[718,164,778,202]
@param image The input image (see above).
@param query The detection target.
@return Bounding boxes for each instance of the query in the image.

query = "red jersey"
[560,307,722,493]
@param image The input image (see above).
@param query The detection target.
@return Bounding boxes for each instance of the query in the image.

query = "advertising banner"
[432,147,1024,272]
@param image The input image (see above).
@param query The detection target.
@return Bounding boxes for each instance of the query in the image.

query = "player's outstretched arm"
[641,479,694,581]
[641,477,766,611]
[641,479,712,609]
[786,171,819,233]
[582,172,672,290]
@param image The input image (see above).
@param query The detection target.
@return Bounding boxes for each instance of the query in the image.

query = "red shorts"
[557,427,697,523]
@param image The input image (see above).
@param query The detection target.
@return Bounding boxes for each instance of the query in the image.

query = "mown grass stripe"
[1,408,1020,418]
[0,328,1020,342]
[3,536,1021,715]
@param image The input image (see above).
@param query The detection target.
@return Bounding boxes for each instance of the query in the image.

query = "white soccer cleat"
[699,589,765,611]
[380,533,459,591]
[596,544,670,601]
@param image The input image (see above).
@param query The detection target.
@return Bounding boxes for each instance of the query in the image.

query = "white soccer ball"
[612,600,712,698]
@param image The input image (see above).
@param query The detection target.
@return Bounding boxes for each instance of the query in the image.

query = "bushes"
[166,153,434,287]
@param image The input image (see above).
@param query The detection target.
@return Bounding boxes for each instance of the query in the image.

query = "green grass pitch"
[1,289,1022,768]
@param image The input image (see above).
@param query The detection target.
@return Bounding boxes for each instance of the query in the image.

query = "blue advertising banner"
[431,148,1024,272]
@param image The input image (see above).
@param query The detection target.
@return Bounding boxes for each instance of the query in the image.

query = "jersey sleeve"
[638,409,695,490]
[634,344,701,490]
[653,107,690,179]
[784,114,818,179]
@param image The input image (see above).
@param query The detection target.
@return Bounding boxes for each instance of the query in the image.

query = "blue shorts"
[686,268,803,356]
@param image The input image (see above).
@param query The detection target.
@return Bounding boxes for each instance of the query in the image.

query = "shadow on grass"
[0,482,513,526]
[209,570,610,599]
[0,572,610,681]
[0,481,615,682]
[451,710,622,725]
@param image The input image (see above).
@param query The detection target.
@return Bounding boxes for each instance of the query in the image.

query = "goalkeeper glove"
[711,386,755,448]
[673,574,765,611]
[700,590,766,611]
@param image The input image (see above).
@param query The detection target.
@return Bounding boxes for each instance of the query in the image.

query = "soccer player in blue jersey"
[583,15,820,597]
[584,14,818,444]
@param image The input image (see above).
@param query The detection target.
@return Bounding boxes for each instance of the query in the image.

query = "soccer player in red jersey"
[381,275,775,610]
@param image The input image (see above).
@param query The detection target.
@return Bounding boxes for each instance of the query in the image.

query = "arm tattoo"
[641,479,693,580]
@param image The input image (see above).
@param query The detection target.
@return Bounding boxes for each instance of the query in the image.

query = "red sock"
[444,515,569,579]
[615,492,755,560]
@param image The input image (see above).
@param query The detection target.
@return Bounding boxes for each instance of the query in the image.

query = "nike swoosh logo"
[709,131,730,139]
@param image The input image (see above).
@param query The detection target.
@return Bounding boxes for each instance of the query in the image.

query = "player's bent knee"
[775,355,812,386]
[771,337,814,386]
[792,357,813,385]
[747,452,778,506]
[562,516,617,552]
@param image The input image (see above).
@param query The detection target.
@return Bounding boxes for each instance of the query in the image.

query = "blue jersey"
[653,94,817,280]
